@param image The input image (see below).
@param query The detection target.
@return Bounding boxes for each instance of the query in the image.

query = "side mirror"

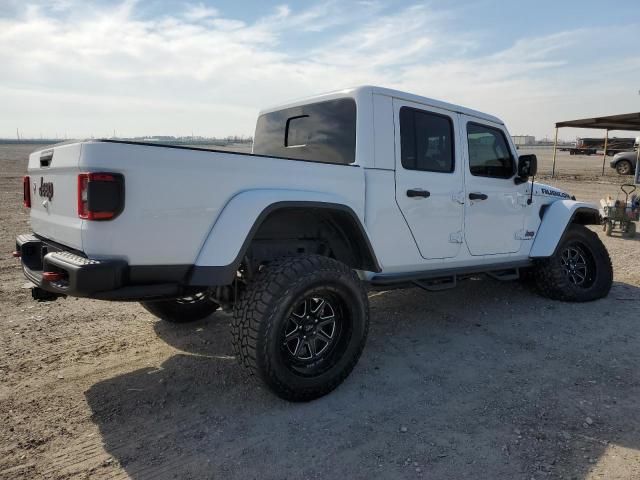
[517,154,537,179]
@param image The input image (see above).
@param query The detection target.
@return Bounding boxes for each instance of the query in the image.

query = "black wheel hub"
[560,243,594,288]
[283,296,339,363]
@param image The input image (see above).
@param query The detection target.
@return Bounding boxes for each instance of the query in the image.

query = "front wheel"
[141,292,219,323]
[534,224,612,302]
[616,160,633,175]
[232,255,369,401]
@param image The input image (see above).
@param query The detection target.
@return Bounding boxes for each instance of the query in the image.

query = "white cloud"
[0,1,638,139]
[183,3,219,21]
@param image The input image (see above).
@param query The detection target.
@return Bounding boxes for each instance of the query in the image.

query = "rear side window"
[253,98,357,164]
[399,107,455,173]
[467,123,515,178]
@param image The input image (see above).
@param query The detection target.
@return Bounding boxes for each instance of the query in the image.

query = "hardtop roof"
[258,85,504,125]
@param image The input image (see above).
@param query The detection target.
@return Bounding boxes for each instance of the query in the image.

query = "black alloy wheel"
[281,293,349,376]
[232,255,369,401]
[534,224,612,302]
[559,243,594,288]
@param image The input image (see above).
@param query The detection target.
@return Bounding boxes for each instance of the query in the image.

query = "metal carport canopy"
[551,112,640,181]
[555,112,640,131]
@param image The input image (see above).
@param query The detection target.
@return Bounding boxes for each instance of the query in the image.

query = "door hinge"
[449,231,463,243]
[515,229,536,240]
[451,191,466,204]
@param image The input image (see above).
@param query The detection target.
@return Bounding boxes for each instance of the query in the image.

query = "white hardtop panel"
[258,85,504,126]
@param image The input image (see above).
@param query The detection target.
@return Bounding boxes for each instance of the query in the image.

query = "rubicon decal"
[541,188,570,199]
[38,177,54,201]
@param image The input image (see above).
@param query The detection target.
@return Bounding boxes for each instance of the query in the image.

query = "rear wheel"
[623,222,636,239]
[141,292,219,323]
[232,255,369,401]
[616,160,632,175]
[534,224,612,302]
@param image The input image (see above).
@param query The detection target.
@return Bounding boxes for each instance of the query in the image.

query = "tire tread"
[534,224,612,302]
[231,255,368,401]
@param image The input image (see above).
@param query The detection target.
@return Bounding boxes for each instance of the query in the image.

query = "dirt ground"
[1,144,639,480]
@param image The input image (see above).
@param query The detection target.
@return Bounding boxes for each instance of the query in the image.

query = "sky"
[1,0,639,141]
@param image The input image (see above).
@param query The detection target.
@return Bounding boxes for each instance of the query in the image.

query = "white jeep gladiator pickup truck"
[15,86,612,401]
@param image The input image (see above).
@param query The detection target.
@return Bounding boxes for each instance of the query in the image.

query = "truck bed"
[27,140,366,268]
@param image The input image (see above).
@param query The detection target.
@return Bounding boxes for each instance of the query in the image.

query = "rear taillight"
[23,176,31,208]
[77,172,124,221]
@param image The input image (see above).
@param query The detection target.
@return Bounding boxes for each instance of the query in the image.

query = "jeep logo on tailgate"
[38,177,54,201]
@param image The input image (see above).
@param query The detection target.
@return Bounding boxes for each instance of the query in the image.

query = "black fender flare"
[188,201,381,286]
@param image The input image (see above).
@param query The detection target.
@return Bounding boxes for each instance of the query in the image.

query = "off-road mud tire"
[534,224,612,302]
[231,255,369,402]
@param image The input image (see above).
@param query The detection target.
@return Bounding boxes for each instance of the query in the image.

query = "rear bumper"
[16,234,181,301]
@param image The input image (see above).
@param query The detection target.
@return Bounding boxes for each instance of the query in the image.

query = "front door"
[460,116,528,255]
[393,100,464,259]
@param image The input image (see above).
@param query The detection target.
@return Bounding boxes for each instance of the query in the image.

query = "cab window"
[400,107,455,173]
[253,98,357,165]
[467,123,514,179]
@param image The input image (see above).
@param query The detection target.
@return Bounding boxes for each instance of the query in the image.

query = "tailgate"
[27,143,83,251]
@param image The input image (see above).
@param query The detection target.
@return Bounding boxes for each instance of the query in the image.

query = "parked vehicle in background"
[610,150,638,175]
[600,184,638,238]
[15,86,613,401]
[568,137,637,156]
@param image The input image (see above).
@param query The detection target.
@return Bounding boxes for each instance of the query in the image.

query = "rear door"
[393,99,464,259]
[460,116,528,255]
[28,143,83,251]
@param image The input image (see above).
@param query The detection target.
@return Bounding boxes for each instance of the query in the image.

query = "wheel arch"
[246,204,380,272]
[530,201,601,258]
[189,190,380,286]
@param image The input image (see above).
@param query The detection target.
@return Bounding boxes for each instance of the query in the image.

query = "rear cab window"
[253,98,357,165]
[399,107,455,173]
[466,123,515,179]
